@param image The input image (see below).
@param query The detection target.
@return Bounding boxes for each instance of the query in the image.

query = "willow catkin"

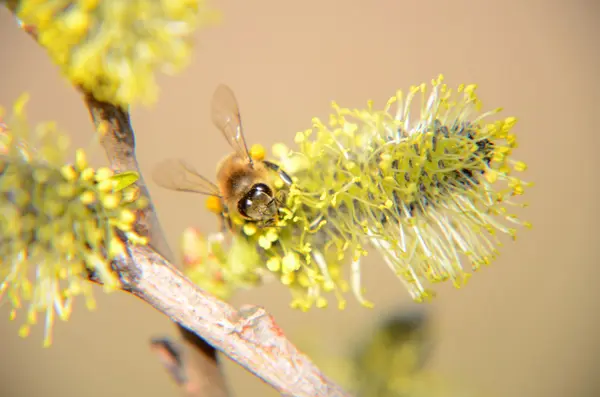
[11,0,219,107]
[187,75,532,310]
[0,94,148,346]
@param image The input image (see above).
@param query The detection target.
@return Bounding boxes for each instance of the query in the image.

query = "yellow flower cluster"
[11,0,219,107]
[186,75,532,311]
[0,94,148,346]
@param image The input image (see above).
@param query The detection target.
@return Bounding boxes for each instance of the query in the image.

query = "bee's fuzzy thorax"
[191,75,532,310]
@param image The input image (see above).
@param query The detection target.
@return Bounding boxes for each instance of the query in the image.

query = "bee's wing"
[152,158,221,197]
[211,84,253,165]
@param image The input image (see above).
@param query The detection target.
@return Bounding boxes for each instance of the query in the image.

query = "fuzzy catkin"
[12,0,219,107]
[0,95,148,346]
[189,75,531,310]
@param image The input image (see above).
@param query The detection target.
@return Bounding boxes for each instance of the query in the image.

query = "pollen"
[249,143,266,161]
[266,257,281,272]
[242,223,258,236]
[205,195,223,214]
[281,252,301,274]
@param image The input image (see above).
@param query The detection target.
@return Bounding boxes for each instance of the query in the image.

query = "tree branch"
[83,94,229,397]
[82,94,171,258]
[82,95,351,396]
[117,243,351,397]
[151,332,227,396]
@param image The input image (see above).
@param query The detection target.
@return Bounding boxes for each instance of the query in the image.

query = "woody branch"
[83,91,230,397]
[83,94,352,397]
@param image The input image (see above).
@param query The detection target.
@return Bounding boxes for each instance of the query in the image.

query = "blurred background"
[1,1,599,396]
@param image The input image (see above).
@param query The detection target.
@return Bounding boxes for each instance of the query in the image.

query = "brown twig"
[150,332,226,395]
[82,95,351,396]
[115,243,351,397]
[150,337,188,385]
[82,94,172,257]
[83,94,230,397]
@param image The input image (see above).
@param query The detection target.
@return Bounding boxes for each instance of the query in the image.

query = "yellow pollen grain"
[60,165,78,181]
[282,252,300,273]
[80,190,96,204]
[316,297,328,308]
[102,194,119,209]
[95,167,114,181]
[266,257,281,272]
[243,223,257,236]
[281,272,295,285]
[514,161,527,171]
[75,149,88,170]
[249,144,266,161]
[205,196,223,214]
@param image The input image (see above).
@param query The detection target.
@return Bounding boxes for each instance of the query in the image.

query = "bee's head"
[237,183,277,221]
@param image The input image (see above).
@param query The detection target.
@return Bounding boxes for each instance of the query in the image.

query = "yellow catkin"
[16,0,220,107]
[183,75,531,311]
[0,95,147,346]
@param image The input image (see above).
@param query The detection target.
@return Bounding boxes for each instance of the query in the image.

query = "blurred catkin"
[298,311,466,397]
[7,0,220,107]
[180,227,264,300]
[0,94,148,346]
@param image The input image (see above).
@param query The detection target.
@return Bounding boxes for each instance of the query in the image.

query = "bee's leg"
[223,216,233,233]
[266,190,289,213]
[262,160,293,186]
[274,190,289,210]
[257,218,276,229]
[220,206,233,233]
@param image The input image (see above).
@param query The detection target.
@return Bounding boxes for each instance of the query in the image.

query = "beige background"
[1,1,599,396]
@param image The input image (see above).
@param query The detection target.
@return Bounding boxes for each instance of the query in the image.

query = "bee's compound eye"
[238,183,273,219]
[237,197,253,218]
[251,183,273,198]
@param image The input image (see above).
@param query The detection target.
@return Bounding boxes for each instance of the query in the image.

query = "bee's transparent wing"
[211,84,253,164]
[152,158,221,196]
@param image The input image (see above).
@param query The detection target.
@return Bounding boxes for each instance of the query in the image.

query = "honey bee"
[152,84,292,229]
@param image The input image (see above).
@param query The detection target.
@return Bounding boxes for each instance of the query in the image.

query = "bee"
[152,84,292,229]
